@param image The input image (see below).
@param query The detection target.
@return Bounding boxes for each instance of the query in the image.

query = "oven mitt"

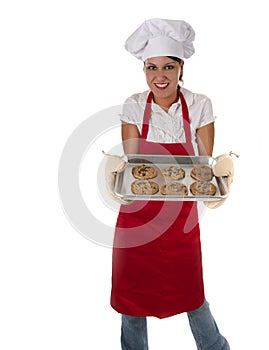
[103,151,133,205]
[205,152,239,209]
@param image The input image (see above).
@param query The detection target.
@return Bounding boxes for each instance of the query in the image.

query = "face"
[144,56,182,106]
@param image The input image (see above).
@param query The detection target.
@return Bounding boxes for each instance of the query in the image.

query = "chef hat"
[125,18,195,61]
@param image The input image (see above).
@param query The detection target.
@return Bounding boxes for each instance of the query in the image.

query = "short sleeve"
[189,93,216,131]
[120,98,142,125]
[198,97,215,128]
[119,92,148,133]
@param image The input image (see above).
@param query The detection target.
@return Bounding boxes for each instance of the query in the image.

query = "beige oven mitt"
[103,151,133,205]
[205,152,239,209]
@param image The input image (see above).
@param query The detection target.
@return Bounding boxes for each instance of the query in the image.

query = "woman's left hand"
[205,152,239,209]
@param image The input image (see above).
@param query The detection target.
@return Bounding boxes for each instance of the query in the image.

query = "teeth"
[155,83,168,87]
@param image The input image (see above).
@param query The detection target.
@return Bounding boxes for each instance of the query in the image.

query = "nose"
[154,68,167,80]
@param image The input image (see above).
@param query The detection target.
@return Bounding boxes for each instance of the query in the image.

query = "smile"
[154,83,169,90]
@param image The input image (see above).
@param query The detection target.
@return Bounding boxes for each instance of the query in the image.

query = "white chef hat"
[125,18,195,61]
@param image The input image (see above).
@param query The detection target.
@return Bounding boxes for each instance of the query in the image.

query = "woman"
[106,19,231,350]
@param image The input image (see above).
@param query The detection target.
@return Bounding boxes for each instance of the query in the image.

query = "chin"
[152,89,172,99]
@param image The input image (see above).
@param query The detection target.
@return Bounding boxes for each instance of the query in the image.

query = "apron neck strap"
[140,92,153,139]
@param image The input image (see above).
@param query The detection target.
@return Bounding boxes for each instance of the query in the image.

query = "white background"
[1,0,269,349]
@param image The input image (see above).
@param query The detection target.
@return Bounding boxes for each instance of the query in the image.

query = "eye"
[164,65,175,70]
[146,65,157,70]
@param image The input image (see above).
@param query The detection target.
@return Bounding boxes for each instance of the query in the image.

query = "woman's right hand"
[104,152,133,205]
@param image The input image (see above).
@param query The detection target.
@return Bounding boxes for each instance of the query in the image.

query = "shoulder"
[121,90,149,118]
[120,90,150,124]
[123,90,150,105]
[181,87,212,108]
[182,88,215,128]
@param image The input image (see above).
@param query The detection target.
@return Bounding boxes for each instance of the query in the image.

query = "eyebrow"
[145,61,177,66]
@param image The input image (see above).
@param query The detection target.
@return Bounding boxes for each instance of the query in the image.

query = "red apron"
[110,89,204,319]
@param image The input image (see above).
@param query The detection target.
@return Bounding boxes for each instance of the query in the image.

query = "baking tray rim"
[114,154,229,201]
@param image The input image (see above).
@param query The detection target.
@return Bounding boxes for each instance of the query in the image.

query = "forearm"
[121,122,140,154]
[196,122,215,156]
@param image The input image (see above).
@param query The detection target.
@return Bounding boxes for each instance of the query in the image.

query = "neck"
[152,91,179,110]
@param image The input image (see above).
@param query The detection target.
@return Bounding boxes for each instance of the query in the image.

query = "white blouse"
[119,87,216,155]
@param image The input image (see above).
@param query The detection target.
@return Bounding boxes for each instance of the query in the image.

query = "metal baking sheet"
[114,154,229,201]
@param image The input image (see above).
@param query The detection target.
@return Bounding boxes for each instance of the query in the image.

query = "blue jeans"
[121,300,230,350]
